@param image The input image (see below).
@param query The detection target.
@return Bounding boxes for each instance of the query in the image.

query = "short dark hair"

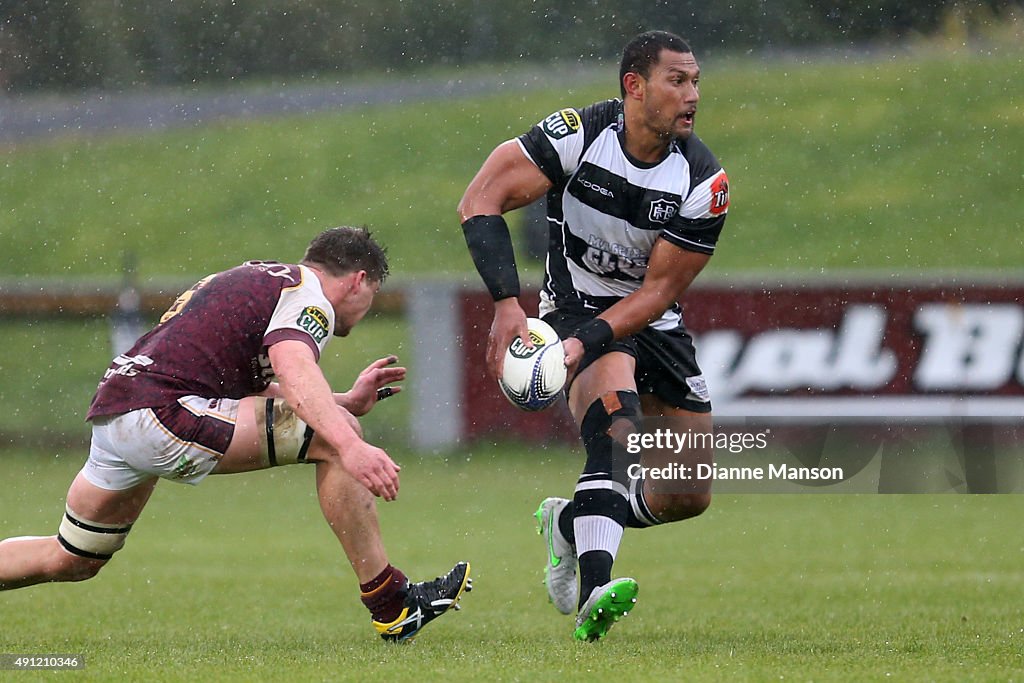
[302,226,389,283]
[619,31,693,98]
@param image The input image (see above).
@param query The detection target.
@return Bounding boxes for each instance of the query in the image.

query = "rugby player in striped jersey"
[459,31,729,641]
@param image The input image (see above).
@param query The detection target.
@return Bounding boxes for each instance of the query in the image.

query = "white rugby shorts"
[83,396,240,490]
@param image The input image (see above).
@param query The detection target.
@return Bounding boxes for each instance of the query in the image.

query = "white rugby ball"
[498,317,567,412]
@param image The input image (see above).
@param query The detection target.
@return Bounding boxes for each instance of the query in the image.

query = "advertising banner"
[434,280,1023,492]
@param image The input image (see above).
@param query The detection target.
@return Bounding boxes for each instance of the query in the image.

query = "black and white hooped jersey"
[517,99,729,330]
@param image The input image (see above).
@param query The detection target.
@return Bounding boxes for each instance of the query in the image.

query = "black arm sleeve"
[461,215,521,301]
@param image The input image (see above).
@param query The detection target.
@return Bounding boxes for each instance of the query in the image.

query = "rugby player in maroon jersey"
[0,227,470,642]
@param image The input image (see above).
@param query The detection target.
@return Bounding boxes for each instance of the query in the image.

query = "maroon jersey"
[87,261,335,419]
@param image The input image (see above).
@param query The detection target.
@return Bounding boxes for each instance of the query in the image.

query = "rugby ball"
[498,318,567,412]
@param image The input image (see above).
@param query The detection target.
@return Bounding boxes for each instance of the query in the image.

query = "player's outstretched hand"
[341,355,406,416]
[341,440,401,501]
[487,299,530,378]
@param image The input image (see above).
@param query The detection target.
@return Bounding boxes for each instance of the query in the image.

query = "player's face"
[333,274,379,337]
[639,49,701,140]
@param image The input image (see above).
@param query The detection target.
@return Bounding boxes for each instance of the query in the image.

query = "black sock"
[577,550,614,609]
[557,499,575,544]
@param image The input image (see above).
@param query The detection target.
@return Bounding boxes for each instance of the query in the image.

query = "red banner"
[459,282,1024,442]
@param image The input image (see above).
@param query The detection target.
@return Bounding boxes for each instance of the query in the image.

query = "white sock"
[574,514,624,560]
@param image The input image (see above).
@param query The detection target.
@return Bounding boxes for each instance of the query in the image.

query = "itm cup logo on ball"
[509,330,546,359]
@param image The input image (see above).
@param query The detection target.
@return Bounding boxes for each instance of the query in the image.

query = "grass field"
[3,43,1023,682]
[1,448,1022,681]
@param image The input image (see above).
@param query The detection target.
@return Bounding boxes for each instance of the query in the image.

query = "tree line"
[1,0,1019,92]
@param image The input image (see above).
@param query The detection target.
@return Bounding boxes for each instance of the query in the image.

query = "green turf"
[1,447,1021,681]
[3,47,1022,281]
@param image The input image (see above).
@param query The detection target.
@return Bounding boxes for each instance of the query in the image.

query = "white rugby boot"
[534,497,577,615]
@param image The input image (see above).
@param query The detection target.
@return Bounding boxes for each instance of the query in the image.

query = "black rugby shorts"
[542,308,712,413]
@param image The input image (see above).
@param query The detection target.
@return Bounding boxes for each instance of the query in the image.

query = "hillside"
[3,47,1022,283]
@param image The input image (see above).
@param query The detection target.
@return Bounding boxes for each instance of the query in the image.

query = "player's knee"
[657,492,712,522]
[337,406,363,438]
[49,549,106,583]
[581,391,642,443]
[303,412,363,466]
[579,390,642,477]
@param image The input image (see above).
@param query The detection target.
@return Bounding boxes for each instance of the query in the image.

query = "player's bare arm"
[458,140,552,219]
[268,339,400,500]
[459,140,554,377]
[563,239,711,371]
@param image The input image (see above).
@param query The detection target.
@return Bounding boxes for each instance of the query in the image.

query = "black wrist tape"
[462,215,521,301]
[572,318,614,354]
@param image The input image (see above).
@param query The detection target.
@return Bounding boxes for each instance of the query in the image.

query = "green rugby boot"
[573,577,638,642]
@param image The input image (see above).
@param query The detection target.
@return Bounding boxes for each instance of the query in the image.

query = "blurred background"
[1,0,1022,457]
[2,0,1021,91]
